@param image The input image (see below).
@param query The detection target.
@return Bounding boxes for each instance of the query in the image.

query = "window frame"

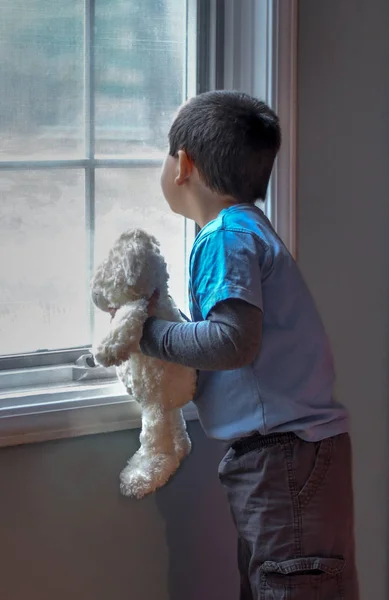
[203,0,297,256]
[0,0,297,447]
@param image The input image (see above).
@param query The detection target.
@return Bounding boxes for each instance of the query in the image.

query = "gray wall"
[297,1,389,599]
[0,423,239,600]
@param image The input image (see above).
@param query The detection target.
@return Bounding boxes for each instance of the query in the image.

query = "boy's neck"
[188,186,239,228]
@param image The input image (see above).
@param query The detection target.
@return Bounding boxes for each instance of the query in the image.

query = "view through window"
[0,0,195,357]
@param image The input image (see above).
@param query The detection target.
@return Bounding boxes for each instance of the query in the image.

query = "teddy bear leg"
[120,404,182,499]
[171,408,192,462]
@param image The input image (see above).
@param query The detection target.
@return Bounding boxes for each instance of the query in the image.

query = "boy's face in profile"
[160,103,193,219]
[160,147,194,220]
[160,153,181,215]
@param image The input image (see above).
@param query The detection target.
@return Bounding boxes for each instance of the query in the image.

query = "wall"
[297,1,389,598]
[0,423,238,600]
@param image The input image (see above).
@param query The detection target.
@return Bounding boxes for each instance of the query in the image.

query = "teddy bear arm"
[94,300,148,367]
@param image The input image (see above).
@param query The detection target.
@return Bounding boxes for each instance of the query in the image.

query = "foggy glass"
[0,170,88,354]
[0,1,84,160]
[95,0,186,156]
[0,0,189,356]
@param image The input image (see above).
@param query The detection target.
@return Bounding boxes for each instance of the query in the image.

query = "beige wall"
[297,1,389,598]
[0,423,238,600]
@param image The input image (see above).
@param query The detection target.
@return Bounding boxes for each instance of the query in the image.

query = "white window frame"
[214,0,297,255]
[0,0,297,448]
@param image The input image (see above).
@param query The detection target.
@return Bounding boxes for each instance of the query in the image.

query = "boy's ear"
[175,150,193,185]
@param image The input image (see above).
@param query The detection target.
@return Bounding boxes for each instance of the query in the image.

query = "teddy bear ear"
[147,233,160,249]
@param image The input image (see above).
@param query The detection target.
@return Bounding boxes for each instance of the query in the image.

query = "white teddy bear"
[90,228,196,499]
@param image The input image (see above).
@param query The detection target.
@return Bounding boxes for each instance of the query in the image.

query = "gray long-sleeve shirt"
[140,299,262,371]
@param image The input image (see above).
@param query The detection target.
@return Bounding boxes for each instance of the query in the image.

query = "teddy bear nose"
[92,291,107,311]
[92,291,100,306]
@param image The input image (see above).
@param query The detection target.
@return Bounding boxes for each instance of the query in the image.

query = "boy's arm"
[140,298,262,371]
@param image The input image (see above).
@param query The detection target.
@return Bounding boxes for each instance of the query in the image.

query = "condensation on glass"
[0,1,84,160]
[0,0,192,356]
[0,170,88,354]
[95,0,186,157]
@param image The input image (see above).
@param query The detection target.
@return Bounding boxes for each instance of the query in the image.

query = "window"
[0,0,297,446]
[0,0,196,360]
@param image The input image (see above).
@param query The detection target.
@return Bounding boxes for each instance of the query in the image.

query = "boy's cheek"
[160,158,176,203]
[160,158,169,194]
[160,169,168,199]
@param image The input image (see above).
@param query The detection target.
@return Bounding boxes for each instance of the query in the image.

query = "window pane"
[95,0,187,157]
[0,1,84,160]
[0,170,88,355]
[94,168,187,338]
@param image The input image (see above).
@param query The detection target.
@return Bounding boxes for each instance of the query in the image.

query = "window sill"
[0,379,199,448]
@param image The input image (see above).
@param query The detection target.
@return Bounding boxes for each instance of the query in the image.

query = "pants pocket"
[260,556,345,599]
[296,437,334,507]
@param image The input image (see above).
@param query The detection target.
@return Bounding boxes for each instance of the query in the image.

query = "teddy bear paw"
[174,435,192,462]
[119,452,180,499]
[93,344,116,368]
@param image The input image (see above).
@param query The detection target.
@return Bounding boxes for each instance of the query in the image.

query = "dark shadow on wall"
[155,422,239,600]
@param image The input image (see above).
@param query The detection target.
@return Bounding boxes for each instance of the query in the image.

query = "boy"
[140,91,359,599]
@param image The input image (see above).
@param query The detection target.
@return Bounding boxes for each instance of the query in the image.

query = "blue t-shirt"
[189,203,349,442]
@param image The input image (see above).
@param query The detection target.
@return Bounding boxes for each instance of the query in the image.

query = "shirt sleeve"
[190,228,264,319]
[140,299,262,371]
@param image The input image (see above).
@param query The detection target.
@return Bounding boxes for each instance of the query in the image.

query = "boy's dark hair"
[168,90,281,203]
